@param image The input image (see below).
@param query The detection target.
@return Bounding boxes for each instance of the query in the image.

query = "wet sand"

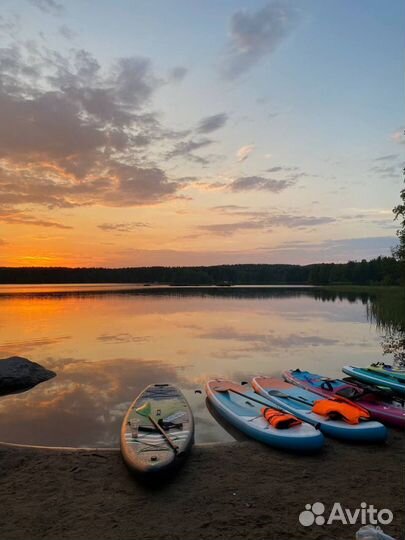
[1,432,404,540]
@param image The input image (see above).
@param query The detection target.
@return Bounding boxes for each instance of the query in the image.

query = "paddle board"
[120,384,194,475]
[283,369,405,429]
[206,379,324,453]
[342,366,405,396]
[252,377,388,442]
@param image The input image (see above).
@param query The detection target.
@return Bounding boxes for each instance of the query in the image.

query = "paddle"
[213,383,286,413]
[135,402,179,454]
[266,389,315,406]
[267,389,370,420]
[213,384,323,430]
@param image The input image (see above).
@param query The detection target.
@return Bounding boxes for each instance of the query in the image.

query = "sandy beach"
[1,431,404,540]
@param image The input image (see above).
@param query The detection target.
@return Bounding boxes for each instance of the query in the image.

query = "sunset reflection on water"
[0,285,384,446]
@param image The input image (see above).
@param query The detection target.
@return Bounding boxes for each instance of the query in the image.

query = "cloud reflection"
[0,356,185,447]
[0,335,71,355]
[0,286,389,446]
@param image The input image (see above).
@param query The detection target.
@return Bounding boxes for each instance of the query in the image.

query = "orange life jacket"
[312,399,370,424]
[261,407,302,429]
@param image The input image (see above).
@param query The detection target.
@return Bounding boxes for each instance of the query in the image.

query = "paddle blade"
[267,390,287,398]
[135,401,152,417]
[212,383,232,393]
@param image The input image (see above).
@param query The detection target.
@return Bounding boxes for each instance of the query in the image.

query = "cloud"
[268,111,281,119]
[374,154,399,162]
[263,214,335,227]
[0,14,20,35]
[167,66,188,82]
[340,208,397,230]
[167,138,213,156]
[370,154,403,180]
[213,204,248,212]
[196,113,228,134]
[105,164,180,206]
[222,1,301,79]
[97,333,149,343]
[198,326,339,350]
[0,335,70,354]
[236,144,254,162]
[0,163,110,208]
[371,164,402,179]
[325,236,397,253]
[98,222,151,233]
[266,165,299,173]
[199,221,268,236]
[27,0,64,15]
[0,356,186,447]
[198,212,336,236]
[0,92,106,167]
[166,137,214,164]
[111,56,160,108]
[228,175,296,192]
[0,40,188,209]
[59,24,76,40]
[263,235,397,262]
[0,207,73,229]
[80,232,395,267]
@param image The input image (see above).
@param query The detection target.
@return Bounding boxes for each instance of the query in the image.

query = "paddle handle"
[148,416,179,454]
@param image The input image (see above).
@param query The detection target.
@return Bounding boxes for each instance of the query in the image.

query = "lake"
[0,284,402,447]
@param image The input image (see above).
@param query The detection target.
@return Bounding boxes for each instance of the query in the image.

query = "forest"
[0,256,402,285]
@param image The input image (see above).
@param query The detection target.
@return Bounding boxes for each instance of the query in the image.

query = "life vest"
[312,399,370,424]
[261,407,302,429]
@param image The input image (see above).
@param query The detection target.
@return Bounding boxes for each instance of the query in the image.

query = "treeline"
[0,256,402,285]
[307,257,401,285]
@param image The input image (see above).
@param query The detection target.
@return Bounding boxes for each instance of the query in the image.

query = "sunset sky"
[0,0,403,267]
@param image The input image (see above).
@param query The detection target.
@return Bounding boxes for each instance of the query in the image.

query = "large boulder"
[0,356,56,395]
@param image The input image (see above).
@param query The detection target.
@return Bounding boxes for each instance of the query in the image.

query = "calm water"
[0,285,401,447]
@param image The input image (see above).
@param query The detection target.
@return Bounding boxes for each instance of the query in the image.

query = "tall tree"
[383,167,405,366]
[392,168,405,273]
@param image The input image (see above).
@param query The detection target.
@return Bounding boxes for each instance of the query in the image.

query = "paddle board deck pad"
[342,366,405,396]
[283,369,405,429]
[251,377,388,443]
[120,384,194,475]
[205,379,324,453]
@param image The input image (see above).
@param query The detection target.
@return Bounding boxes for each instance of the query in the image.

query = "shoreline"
[1,433,404,540]
[0,440,226,451]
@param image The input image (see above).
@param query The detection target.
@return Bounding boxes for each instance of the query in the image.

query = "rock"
[0,356,56,395]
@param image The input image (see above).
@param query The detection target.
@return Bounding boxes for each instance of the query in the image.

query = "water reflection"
[366,288,405,365]
[0,285,403,446]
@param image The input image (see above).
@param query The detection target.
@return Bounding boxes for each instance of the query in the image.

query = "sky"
[0,0,403,267]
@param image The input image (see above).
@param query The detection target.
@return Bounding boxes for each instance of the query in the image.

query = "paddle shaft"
[269,390,371,419]
[148,415,179,454]
[220,387,286,413]
[269,391,314,406]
